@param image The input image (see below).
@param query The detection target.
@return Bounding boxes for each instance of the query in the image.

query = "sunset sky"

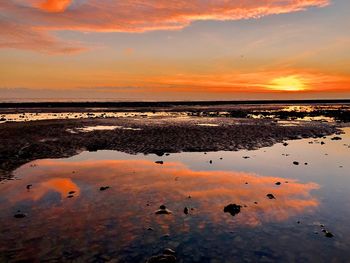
[0,0,349,101]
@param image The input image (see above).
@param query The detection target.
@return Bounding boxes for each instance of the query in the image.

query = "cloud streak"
[1,0,330,53]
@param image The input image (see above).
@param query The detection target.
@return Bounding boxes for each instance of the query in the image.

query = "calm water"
[0,129,349,262]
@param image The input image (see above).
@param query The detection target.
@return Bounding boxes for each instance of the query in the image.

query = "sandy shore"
[0,114,341,179]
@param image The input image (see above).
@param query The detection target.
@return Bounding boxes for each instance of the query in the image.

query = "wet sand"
[0,106,343,179]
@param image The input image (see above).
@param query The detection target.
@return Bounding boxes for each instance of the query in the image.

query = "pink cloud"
[0,0,330,53]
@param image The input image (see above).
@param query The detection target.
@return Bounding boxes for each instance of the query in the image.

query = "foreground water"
[0,129,349,262]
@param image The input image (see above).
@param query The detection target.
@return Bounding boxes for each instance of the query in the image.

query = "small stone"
[293,161,299,165]
[325,231,334,238]
[209,160,212,164]
[283,142,288,146]
[163,248,176,255]
[184,207,189,215]
[331,136,342,141]
[155,205,172,215]
[223,204,242,216]
[146,254,176,263]
[67,195,74,198]
[14,211,26,218]
[321,141,325,145]
[243,156,250,159]
[155,161,164,165]
[275,182,281,185]
[26,184,32,190]
[68,191,75,194]
[99,186,110,191]
[266,193,276,199]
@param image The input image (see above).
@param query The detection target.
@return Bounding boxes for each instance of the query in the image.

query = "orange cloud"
[0,0,330,53]
[39,0,72,12]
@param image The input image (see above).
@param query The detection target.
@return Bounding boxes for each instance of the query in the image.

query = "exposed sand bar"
[0,114,341,179]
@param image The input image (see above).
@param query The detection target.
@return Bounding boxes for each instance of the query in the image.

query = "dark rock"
[184,207,189,215]
[283,142,288,146]
[67,195,74,198]
[14,211,26,218]
[26,184,32,189]
[146,254,176,263]
[324,231,334,238]
[266,194,276,199]
[242,156,250,159]
[321,141,325,145]
[99,186,110,191]
[304,162,308,165]
[68,191,75,194]
[224,204,242,216]
[155,205,172,215]
[155,161,164,165]
[331,136,342,141]
[163,248,176,255]
[209,160,212,164]
[275,182,281,185]
[293,161,299,165]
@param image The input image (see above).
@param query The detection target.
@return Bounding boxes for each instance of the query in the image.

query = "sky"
[0,0,349,101]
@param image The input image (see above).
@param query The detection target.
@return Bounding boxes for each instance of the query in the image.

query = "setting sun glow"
[268,76,307,92]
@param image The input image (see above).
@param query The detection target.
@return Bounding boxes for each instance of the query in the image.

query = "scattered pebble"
[184,207,189,215]
[14,211,26,218]
[331,136,342,141]
[26,184,32,190]
[275,182,281,185]
[266,194,276,199]
[155,161,164,165]
[99,186,110,191]
[224,204,242,216]
[155,205,172,215]
[293,161,299,165]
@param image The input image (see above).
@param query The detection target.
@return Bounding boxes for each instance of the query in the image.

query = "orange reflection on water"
[9,159,319,227]
[0,158,320,260]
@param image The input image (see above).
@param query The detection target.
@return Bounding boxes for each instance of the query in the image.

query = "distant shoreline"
[0,99,349,108]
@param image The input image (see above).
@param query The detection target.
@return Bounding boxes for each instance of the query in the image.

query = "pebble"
[266,194,276,199]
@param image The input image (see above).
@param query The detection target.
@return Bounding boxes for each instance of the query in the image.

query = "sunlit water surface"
[0,129,349,262]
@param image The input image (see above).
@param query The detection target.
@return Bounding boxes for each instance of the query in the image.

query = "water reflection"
[0,158,319,261]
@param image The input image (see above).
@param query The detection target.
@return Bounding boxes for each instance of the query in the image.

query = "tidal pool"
[0,129,349,262]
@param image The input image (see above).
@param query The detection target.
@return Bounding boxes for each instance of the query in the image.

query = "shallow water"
[0,129,349,262]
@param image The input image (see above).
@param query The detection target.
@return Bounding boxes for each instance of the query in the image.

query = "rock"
[293,161,299,165]
[146,254,176,263]
[321,141,325,145]
[304,163,308,165]
[283,142,288,146]
[275,182,281,185]
[266,194,276,199]
[99,186,110,191]
[155,161,164,165]
[68,191,75,194]
[254,202,258,204]
[224,204,242,216]
[331,136,342,141]
[184,207,189,215]
[242,156,250,159]
[67,195,74,198]
[155,205,172,215]
[163,248,176,255]
[26,184,32,189]
[324,231,334,238]
[14,211,26,218]
[209,160,212,164]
